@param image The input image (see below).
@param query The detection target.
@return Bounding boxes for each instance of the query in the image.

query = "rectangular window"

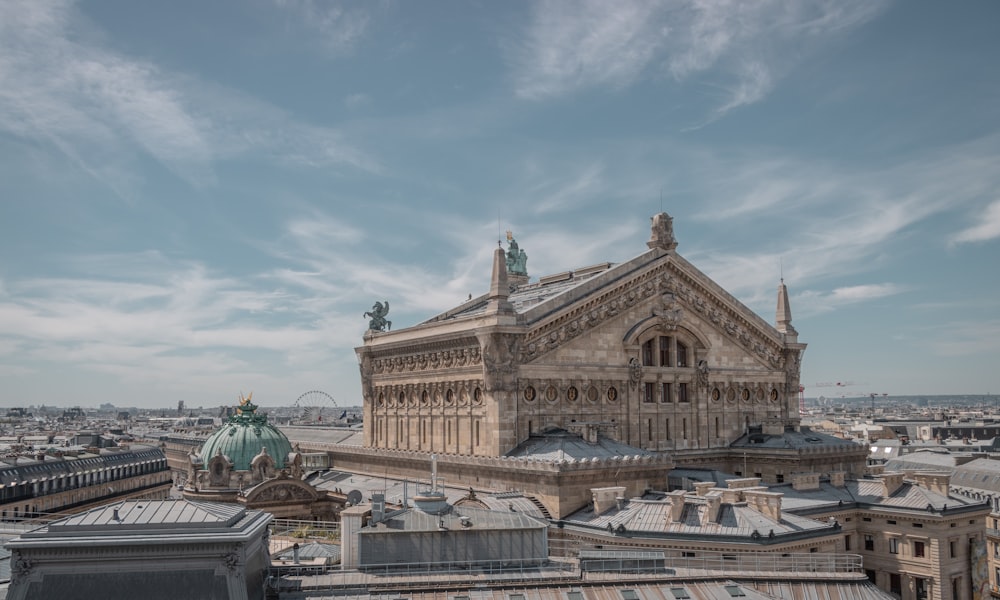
[642,340,654,366]
[644,382,655,403]
[775,474,784,483]
[647,418,653,442]
[844,535,851,551]
[676,341,688,367]
[665,418,671,440]
[915,577,927,600]
[864,535,874,551]
[914,541,925,558]
[715,416,720,437]
[662,382,672,402]
[866,570,876,584]
[659,336,671,366]
[889,538,899,554]
[678,382,689,403]
[890,574,902,596]
[950,540,956,558]
[682,418,688,440]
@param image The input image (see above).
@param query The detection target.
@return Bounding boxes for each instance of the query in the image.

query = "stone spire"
[776,279,797,339]
[486,247,513,315]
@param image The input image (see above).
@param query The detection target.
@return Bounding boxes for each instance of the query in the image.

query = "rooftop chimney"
[879,472,905,497]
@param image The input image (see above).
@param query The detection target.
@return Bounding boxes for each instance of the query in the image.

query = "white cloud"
[951,200,1000,245]
[509,0,887,118]
[511,0,666,100]
[0,0,377,193]
[791,283,906,317]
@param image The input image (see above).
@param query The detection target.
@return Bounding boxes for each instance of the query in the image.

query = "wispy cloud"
[0,1,377,193]
[509,0,887,119]
[511,0,666,100]
[927,319,1000,358]
[273,0,370,55]
[951,199,1000,246]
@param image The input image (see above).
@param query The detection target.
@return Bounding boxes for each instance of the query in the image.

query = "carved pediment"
[519,259,786,368]
[245,480,318,505]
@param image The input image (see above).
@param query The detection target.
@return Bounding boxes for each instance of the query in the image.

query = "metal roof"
[364,504,548,535]
[47,499,247,532]
[506,429,652,461]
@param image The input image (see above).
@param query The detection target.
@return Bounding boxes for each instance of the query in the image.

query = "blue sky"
[1,0,998,409]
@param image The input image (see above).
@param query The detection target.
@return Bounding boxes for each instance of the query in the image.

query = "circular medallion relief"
[711,387,721,402]
[769,388,779,403]
[459,388,470,406]
[523,386,536,402]
[755,387,765,403]
[566,386,579,402]
[726,387,736,404]
[607,386,619,403]
[741,388,751,403]
[587,386,599,403]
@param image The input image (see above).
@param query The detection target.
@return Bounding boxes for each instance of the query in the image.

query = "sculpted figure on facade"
[654,293,683,330]
[505,232,528,276]
[364,300,391,332]
[479,332,519,392]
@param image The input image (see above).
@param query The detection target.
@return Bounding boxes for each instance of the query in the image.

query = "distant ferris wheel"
[294,390,338,423]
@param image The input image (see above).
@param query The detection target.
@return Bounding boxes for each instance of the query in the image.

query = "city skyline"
[1,0,999,408]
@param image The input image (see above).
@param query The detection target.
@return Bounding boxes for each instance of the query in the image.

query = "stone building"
[354,213,867,516]
[0,444,171,519]
[183,395,338,520]
[5,499,272,600]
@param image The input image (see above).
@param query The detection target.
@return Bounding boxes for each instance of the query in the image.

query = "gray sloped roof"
[952,457,1000,495]
[564,497,828,538]
[776,478,983,513]
[423,263,613,323]
[505,429,652,460]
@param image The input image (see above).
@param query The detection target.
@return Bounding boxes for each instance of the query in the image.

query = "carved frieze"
[371,346,482,376]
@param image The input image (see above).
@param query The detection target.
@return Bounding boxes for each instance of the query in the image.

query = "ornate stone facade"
[360,215,799,446]
[354,213,865,514]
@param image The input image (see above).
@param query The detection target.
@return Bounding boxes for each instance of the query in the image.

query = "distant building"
[0,444,171,519]
[5,499,272,600]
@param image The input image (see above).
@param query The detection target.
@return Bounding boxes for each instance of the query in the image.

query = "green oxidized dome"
[199,398,292,471]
